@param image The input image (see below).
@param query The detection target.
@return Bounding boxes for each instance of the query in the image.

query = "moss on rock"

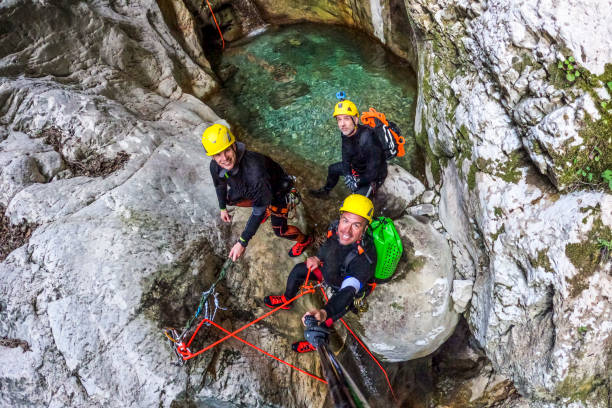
[546,62,612,191]
[565,209,611,298]
[555,373,609,405]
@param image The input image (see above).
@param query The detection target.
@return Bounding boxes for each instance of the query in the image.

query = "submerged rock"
[269,81,310,109]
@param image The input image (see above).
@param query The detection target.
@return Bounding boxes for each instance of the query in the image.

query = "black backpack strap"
[341,243,373,277]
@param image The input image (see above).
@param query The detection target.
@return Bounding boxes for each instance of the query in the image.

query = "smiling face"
[336,114,357,136]
[212,145,237,170]
[337,211,368,246]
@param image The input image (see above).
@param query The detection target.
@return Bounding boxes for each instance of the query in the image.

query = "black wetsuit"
[210,143,306,246]
[323,124,387,195]
[283,223,376,325]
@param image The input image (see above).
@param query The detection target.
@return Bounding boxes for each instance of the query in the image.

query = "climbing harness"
[284,186,302,219]
[201,0,225,49]
[352,291,369,314]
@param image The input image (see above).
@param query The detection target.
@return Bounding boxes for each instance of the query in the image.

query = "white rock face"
[408,0,612,405]
[2,0,611,406]
[350,215,458,361]
[451,279,473,313]
[377,163,425,217]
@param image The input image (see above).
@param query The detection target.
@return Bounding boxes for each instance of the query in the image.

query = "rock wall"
[406,1,611,406]
[1,0,611,407]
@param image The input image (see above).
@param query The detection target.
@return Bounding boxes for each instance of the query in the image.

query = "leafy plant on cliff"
[558,56,581,82]
[598,238,611,264]
[601,169,612,190]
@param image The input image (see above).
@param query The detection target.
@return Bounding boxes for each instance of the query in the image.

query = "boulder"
[377,164,425,218]
[349,215,458,361]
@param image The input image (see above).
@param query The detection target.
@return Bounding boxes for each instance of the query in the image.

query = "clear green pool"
[212,23,418,172]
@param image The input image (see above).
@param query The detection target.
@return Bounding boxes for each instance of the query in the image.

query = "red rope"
[182,288,314,360]
[205,0,225,49]
[204,318,327,384]
[319,287,397,401]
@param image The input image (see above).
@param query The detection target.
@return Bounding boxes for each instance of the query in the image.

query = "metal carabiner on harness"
[353,292,369,314]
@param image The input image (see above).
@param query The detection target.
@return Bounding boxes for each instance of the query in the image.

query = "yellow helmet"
[201,124,235,156]
[333,100,359,117]
[339,194,374,223]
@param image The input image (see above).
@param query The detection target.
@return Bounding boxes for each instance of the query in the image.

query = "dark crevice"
[37,127,129,178]
[0,204,37,262]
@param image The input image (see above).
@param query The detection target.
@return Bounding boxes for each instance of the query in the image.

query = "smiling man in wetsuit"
[202,123,312,261]
[263,194,376,353]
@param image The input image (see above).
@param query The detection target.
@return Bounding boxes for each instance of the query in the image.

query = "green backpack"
[369,217,403,281]
[335,216,403,283]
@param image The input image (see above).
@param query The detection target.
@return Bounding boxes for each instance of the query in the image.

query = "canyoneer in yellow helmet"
[263,194,377,353]
[202,123,312,261]
[309,94,387,199]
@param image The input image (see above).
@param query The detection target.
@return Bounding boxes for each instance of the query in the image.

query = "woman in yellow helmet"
[263,194,377,352]
[202,124,312,261]
[309,98,387,199]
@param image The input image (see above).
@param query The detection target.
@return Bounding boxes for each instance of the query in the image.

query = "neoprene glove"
[344,174,359,192]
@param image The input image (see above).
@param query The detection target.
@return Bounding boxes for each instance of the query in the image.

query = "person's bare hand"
[305,256,321,271]
[229,242,245,261]
[301,309,327,326]
[220,209,232,223]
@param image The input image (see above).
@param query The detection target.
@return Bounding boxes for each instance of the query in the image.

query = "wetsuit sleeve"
[341,137,351,176]
[238,178,273,246]
[322,255,374,323]
[358,129,384,186]
[210,161,228,210]
[323,286,356,322]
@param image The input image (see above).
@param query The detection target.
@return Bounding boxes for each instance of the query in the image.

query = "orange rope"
[204,318,326,384]
[205,0,225,49]
[319,287,397,402]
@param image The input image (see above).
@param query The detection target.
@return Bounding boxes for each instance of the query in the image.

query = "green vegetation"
[548,61,612,191]
[565,209,611,298]
[577,326,588,335]
[601,169,612,189]
[556,373,608,405]
[530,249,553,273]
[491,224,505,242]
[416,117,443,185]
[557,56,581,82]
[598,238,611,264]
[467,163,478,191]
[597,238,612,250]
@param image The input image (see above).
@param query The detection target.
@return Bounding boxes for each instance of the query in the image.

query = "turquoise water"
[213,24,418,171]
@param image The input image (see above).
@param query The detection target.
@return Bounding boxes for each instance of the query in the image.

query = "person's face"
[336,114,357,136]
[212,145,237,170]
[337,212,368,246]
